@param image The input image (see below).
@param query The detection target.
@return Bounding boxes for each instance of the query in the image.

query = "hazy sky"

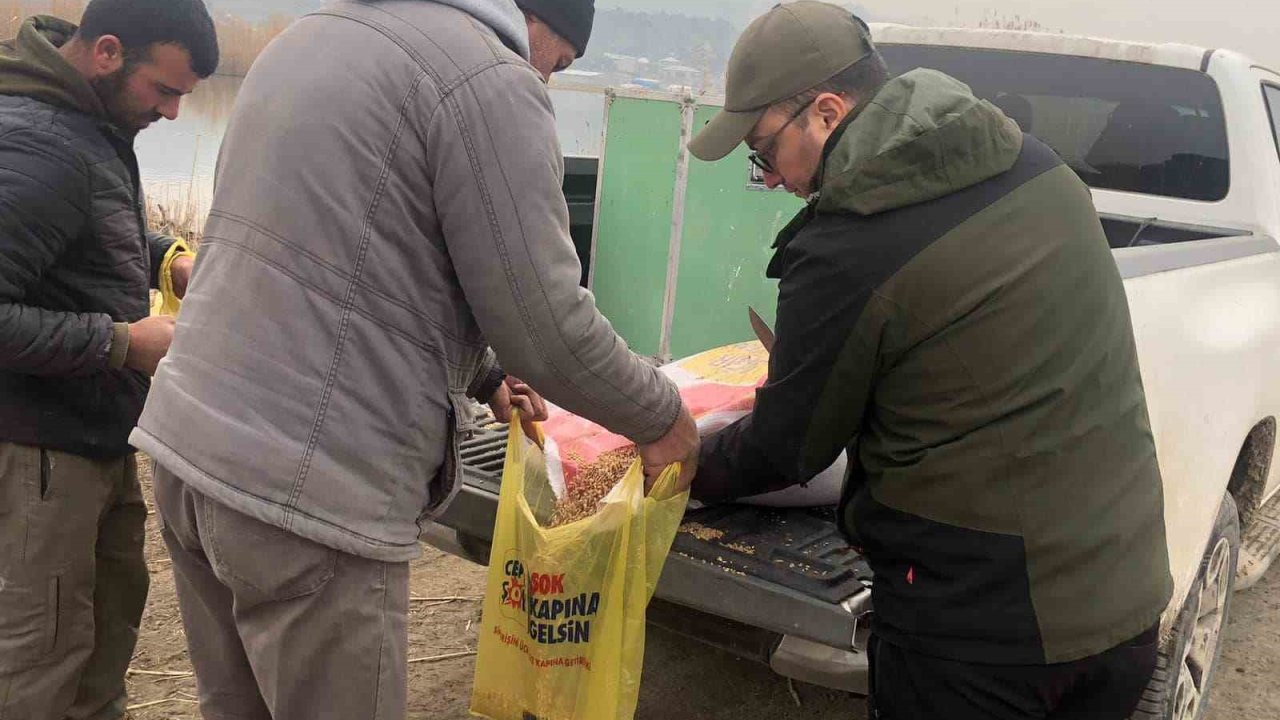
[601,0,1280,69]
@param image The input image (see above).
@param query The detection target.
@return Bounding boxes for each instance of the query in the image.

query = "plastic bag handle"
[646,463,685,501]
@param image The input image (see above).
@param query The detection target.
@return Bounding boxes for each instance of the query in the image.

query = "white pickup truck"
[427,26,1280,720]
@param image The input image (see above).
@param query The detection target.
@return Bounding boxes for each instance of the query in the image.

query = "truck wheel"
[1133,494,1239,720]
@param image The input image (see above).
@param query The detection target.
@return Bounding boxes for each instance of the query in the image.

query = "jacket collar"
[431,0,531,59]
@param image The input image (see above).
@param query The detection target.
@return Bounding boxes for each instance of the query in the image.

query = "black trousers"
[867,625,1160,720]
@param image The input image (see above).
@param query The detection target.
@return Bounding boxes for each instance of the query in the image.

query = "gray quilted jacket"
[132,0,681,561]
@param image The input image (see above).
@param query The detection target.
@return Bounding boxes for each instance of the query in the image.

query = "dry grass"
[213,13,293,77]
[0,0,296,240]
[146,195,202,245]
[0,0,292,77]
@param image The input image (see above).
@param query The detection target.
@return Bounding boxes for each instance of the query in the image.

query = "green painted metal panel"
[667,105,805,359]
[590,95,685,357]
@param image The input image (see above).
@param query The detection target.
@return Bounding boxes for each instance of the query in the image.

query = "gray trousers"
[152,464,409,720]
[0,444,148,720]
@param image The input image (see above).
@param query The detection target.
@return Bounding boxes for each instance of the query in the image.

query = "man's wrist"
[108,322,131,370]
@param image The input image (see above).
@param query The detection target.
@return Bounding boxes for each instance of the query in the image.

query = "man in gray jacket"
[130,0,698,717]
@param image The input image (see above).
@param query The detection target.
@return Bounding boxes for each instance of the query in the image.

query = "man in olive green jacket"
[689,4,1172,718]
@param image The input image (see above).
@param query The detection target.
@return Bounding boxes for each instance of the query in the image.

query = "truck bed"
[674,504,871,605]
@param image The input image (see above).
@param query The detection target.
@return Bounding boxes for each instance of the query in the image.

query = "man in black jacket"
[0,2,218,718]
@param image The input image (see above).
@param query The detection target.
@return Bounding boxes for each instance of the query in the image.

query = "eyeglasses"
[748,99,814,175]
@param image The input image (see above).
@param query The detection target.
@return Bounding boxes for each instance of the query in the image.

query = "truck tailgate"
[440,422,872,650]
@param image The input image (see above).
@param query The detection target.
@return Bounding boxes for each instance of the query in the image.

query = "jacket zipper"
[102,122,150,259]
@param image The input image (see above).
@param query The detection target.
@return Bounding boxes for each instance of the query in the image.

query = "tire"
[1132,493,1239,720]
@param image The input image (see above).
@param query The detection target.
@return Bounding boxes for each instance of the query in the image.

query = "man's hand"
[171,255,195,299]
[489,376,549,443]
[638,403,699,495]
[125,316,176,375]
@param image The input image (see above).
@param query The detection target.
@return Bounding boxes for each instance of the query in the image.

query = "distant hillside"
[205,0,323,21]
[578,4,880,85]
[211,0,871,24]
[581,8,740,75]
[202,0,885,82]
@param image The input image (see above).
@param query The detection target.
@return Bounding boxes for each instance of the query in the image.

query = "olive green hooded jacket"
[696,69,1173,664]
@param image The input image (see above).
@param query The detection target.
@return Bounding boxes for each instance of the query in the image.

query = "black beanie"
[516,0,596,58]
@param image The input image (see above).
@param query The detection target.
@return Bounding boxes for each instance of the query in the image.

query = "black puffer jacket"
[0,16,174,458]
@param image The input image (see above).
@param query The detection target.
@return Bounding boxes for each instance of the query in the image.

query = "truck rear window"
[878,44,1230,202]
[1265,85,1280,162]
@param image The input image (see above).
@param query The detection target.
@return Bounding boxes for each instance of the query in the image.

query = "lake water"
[134,76,610,231]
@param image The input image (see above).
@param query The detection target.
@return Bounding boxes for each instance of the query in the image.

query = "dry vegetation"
[972,10,1062,32]
[211,12,292,76]
[0,1,293,238]
[0,0,291,77]
[147,194,203,244]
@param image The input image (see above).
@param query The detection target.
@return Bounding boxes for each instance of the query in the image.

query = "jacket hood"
[0,16,108,119]
[817,69,1023,216]
[433,0,530,59]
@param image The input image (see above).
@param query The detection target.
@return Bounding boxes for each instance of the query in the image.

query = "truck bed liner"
[675,505,870,604]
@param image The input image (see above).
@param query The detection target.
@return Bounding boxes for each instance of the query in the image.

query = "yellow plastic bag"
[149,239,195,317]
[470,414,689,720]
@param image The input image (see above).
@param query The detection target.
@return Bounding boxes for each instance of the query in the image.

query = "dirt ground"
[126,462,1280,719]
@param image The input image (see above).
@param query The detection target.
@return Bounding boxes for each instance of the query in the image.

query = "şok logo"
[500,556,526,615]
[496,552,602,646]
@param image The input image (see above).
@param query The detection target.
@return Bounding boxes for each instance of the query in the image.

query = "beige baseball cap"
[688,1,877,162]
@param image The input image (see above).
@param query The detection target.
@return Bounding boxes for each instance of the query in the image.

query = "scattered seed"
[680,522,725,541]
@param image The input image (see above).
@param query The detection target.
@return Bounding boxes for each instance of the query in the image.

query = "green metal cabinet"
[586,90,804,362]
